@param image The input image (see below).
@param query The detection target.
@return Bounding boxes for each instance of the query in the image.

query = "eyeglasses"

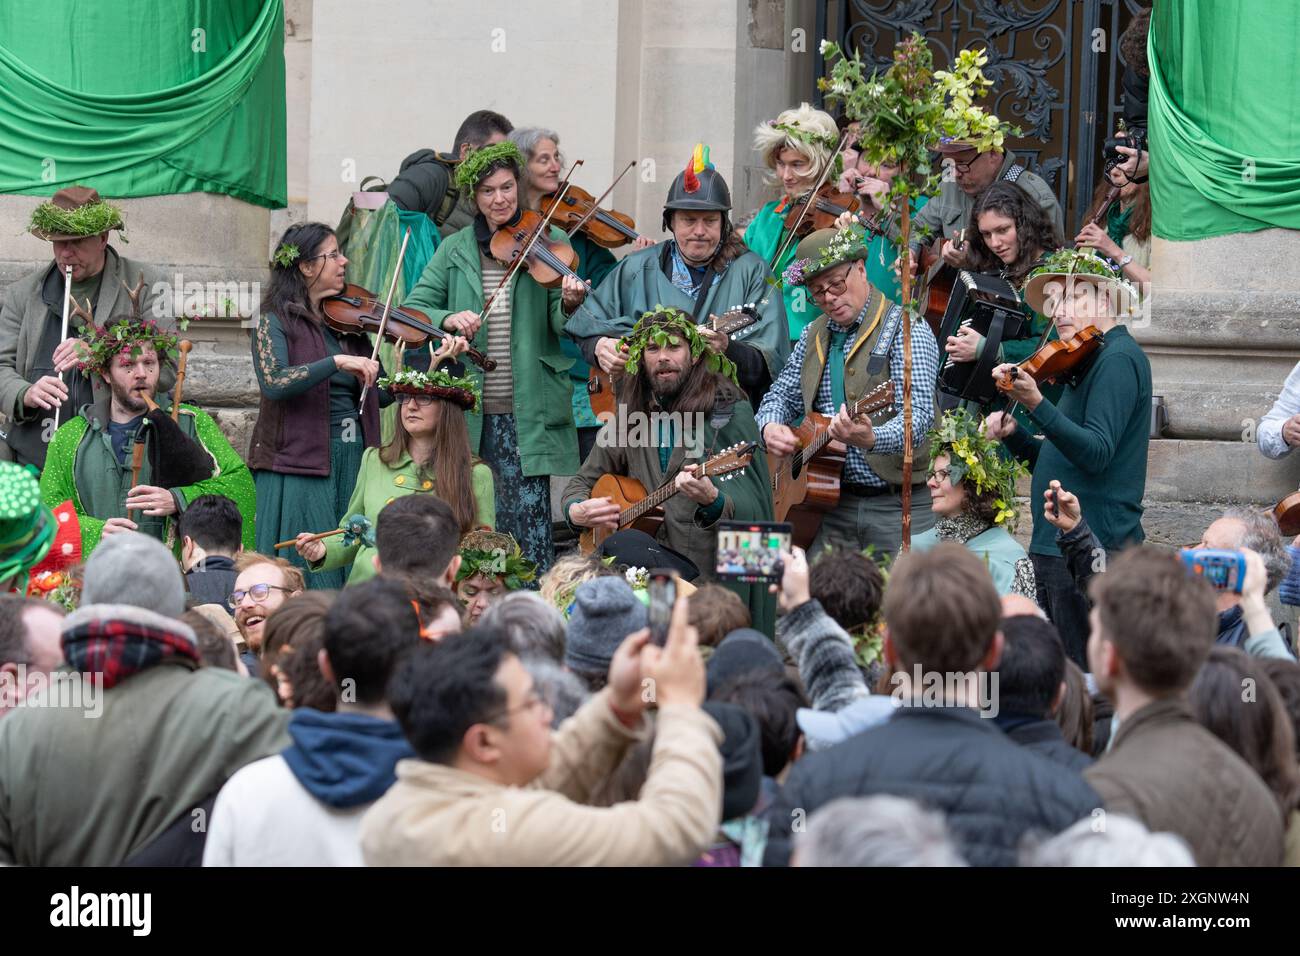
[808,268,852,303]
[308,251,344,262]
[927,468,952,484]
[394,392,436,407]
[230,583,295,605]
[947,155,980,175]
[485,689,551,725]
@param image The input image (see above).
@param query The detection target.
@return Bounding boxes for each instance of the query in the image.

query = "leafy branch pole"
[819,35,1018,549]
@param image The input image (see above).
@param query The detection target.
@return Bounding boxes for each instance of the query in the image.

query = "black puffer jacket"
[762,706,1101,866]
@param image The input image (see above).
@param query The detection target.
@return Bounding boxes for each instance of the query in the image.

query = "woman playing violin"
[248,222,393,589]
[510,126,651,462]
[744,104,841,340]
[982,249,1151,666]
[403,141,585,573]
[835,151,923,304]
[295,357,495,585]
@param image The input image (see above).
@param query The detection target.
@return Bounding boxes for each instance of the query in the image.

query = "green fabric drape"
[0,0,286,207]
[1149,1,1300,240]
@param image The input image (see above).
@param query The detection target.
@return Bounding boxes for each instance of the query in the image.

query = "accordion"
[936,270,1032,405]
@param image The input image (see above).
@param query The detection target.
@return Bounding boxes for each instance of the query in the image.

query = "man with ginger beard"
[563,307,774,634]
[230,554,305,668]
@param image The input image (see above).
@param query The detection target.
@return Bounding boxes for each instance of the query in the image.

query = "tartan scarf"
[62,604,200,690]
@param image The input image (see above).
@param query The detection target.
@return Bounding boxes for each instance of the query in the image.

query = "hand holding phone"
[648,570,677,647]
[1179,548,1246,594]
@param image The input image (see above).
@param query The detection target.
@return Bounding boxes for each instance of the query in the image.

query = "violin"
[540,184,640,249]
[489,209,584,288]
[997,325,1105,390]
[782,184,862,238]
[321,283,497,371]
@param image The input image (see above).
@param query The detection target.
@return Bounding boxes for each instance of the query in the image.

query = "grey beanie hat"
[81,530,186,619]
[564,577,648,674]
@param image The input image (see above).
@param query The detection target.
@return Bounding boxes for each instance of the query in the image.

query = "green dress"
[312,445,495,584]
[251,311,375,590]
[743,199,823,341]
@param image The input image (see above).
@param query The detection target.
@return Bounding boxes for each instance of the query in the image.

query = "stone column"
[1135,229,1300,545]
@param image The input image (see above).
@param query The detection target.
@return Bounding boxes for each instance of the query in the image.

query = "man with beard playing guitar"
[563,307,775,634]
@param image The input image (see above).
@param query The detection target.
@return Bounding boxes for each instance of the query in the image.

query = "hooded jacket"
[203,708,414,867]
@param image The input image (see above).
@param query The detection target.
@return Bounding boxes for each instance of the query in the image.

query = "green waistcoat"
[797,289,929,485]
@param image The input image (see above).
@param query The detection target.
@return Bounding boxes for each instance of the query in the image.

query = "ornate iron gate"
[813,0,1147,230]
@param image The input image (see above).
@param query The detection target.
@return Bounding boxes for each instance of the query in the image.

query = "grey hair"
[1220,506,1290,594]
[796,795,968,867]
[1021,813,1195,866]
[508,127,562,164]
[478,591,566,663]
[521,654,590,728]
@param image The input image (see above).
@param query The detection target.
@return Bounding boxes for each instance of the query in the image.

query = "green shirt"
[1005,326,1152,556]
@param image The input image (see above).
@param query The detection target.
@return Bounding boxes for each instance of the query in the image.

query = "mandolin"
[587,304,762,421]
[768,379,895,549]
[578,441,758,554]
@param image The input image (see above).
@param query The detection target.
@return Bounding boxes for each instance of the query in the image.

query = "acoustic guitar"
[767,379,896,549]
[587,304,762,420]
[916,231,964,340]
[578,441,758,554]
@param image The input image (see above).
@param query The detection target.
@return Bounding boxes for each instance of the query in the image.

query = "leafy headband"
[77,317,179,374]
[768,120,840,155]
[457,530,537,590]
[926,408,1027,527]
[30,198,125,239]
[455,141,526,191]
[621,306,739,387]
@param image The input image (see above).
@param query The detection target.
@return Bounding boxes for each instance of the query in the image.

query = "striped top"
[479,256,514,414]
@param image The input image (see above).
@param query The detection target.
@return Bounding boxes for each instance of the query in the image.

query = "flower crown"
[621,306,738,387]
[29,197,125,239]
[780,223,867,287]
[377,367,482,411]
[926,408,1027,527]
[456,530,537,591]
[77,315,179,374]
[454,141,526,191]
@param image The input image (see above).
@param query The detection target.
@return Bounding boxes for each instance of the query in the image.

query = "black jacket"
[762,705,1101,866]
[996,714,1094,773]
[185,555,238,614]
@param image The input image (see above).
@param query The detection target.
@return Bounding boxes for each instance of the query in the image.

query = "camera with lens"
[1103,125,1147,171]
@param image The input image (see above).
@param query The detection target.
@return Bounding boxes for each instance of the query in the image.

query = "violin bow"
[477,174,579,324]
[564,160,637,238]
[358,226,411,413]
[769,128,855,273]
[1001,263,1066,421]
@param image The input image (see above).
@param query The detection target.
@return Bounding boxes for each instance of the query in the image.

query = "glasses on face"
[309,250,344,262]
[927,468,952,484]
[485,688,551,726]
[230,583,294,606]
[394,392,435,407]
[808,268,852,303]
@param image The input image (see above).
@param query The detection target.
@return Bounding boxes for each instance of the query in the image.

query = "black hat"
[597,529,699,581]
[701,701,764,821]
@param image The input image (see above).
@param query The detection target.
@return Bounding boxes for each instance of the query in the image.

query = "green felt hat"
[781,225,869,287]
[0,463,56,586]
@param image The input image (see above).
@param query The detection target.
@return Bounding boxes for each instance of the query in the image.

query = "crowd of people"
[6,8,1300,868]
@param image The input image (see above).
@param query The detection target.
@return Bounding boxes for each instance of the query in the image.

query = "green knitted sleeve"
[38,417,104,555]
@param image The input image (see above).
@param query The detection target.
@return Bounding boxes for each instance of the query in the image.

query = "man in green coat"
[563,308,776,636]
[0,187,171,469]
[564,155,790,414]
[39,318,256,558]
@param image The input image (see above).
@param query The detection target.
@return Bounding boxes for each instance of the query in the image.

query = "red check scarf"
[62,606,200,690]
